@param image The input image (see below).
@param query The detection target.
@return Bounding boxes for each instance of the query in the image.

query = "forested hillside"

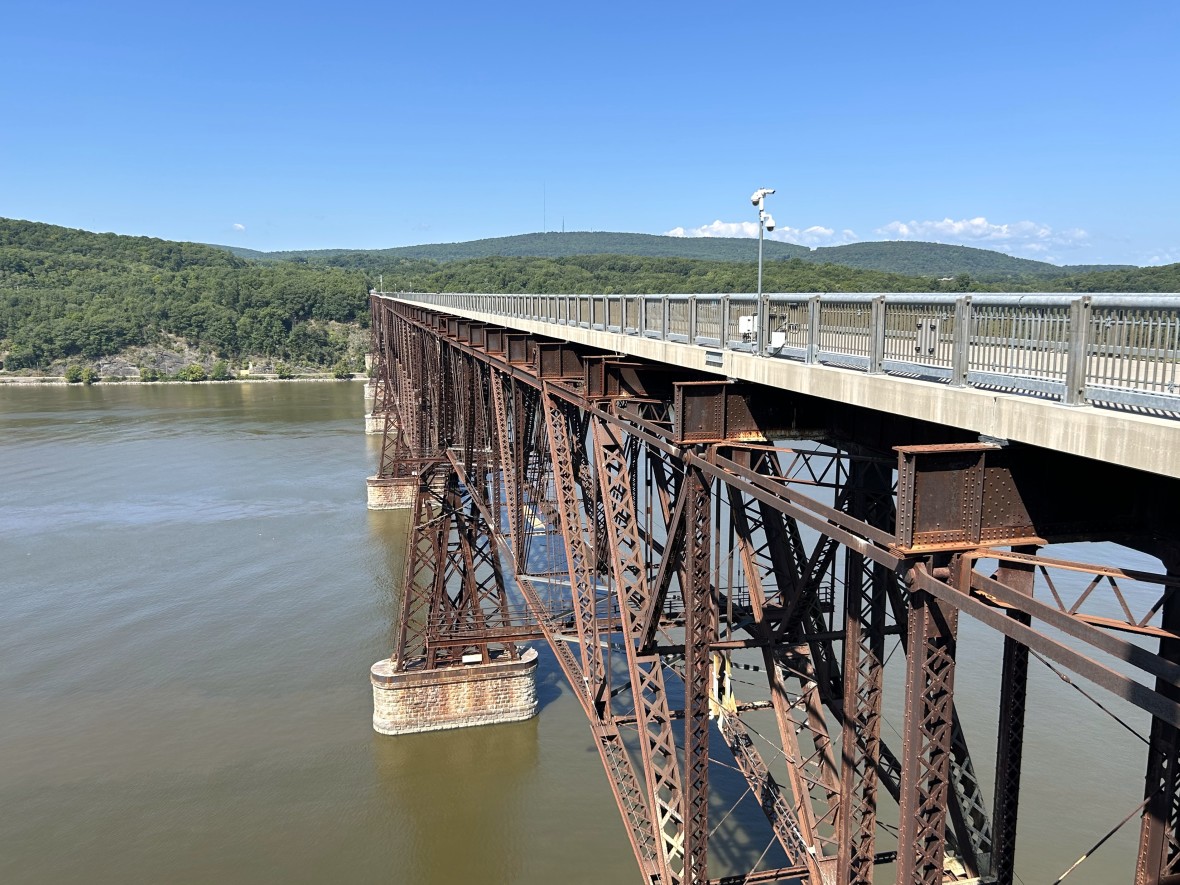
[386,254,943,295]
[3,218,1177,376]
[1040,262,1180,292]
[227,232,811,266]
[804,241,1135,280]
[215,231,1133,281]
[0,219,369,371]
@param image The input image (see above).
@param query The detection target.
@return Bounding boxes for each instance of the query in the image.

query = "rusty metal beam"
[369,297,1180,885]
[895,582,960,885]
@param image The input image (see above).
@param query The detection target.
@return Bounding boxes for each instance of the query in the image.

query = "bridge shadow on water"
[532,647,569,714]
[371,715,540,884]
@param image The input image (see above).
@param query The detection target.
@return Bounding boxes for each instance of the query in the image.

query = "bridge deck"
[389,292,1180,479]
[369,294,1180,884]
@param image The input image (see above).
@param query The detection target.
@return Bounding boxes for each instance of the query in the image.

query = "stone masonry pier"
[370,648,539,735]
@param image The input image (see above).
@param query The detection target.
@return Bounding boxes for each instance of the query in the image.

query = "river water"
[0,382,1159,883]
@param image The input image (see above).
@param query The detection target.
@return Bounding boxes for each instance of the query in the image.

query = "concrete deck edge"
[394,297,1180,480]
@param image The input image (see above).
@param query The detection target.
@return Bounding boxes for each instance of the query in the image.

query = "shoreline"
[0,375,369,387]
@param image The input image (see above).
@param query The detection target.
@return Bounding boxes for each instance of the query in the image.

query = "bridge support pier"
[367,294,1180,884]
[371,649,539,735]
[366,475,416,510]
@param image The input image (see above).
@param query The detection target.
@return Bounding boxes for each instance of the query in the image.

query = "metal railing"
[384,291,1180,415]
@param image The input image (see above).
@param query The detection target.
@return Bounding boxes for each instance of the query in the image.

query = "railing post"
[760,295,771,355]
[721,295,731,348]
[869,295,886,374]
[1065,296,1093,405]
[952,296,972,387]
[689,296,699,345]
[806,295,821,364]
[662,297,670,340]
[639,296,647,335]
[756,292,767,356]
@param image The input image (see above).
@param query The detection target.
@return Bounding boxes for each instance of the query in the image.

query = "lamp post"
[750,188,775,355]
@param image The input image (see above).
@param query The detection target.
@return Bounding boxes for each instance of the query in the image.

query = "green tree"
[177,363,207,382]
[210,360,232,381]
[332,359,353,379]
[80,367,99,385]
[64,364,83,383]
[275,362,294,379]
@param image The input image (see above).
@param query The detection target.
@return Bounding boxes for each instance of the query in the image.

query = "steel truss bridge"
[368,290,1180,885]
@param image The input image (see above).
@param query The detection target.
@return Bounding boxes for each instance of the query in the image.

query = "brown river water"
[0,382,1160,883]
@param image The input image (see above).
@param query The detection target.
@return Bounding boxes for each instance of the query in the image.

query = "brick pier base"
[364,413,386,435]
[371,648,539,735]
[366,475,416,510]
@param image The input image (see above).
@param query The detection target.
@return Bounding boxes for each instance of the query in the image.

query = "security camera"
[750,187,775,206]
[763,213,776,232]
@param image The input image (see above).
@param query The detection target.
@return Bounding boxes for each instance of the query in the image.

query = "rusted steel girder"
[370,296,1180,885]
[682,461,715,883]
[991,549,1036,885]
[895,574,960,885]
[1137,573,1180,885]
[837,456,894,885]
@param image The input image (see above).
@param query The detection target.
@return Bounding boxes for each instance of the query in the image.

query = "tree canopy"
[0,218,370,370]
[3,217,1176,373]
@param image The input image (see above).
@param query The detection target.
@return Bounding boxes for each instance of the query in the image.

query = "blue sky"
[2,1,1178,265]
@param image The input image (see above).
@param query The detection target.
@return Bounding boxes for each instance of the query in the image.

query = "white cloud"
[232,223,246,232]
[874,216,1088,259]
[666,219,759,239]
[665,219,857,247]
[664,214,1114,264]
[1145,250,1179,266]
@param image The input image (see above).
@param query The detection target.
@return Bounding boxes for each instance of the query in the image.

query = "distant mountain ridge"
[210,231,1135,280]
[216,232,810,264]
[3,217,1176,377]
